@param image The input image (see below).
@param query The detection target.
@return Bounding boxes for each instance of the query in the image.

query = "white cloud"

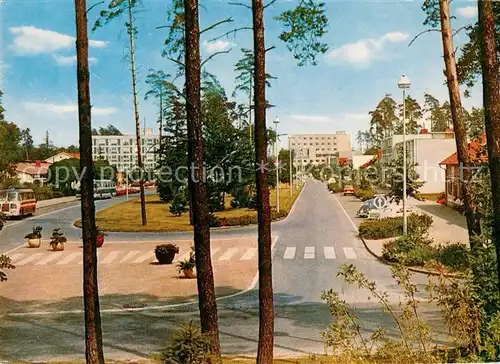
[9,26,109,55]
[341,112,368,121]
[203,40,233,53]
[326,31,408,67]
[289,114,333,123]
[53,55,98,66]
[24,102,117,116]
[457,6,477,18]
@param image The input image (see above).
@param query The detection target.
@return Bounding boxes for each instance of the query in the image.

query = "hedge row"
[358,213,433,240]
[208,210,288,228]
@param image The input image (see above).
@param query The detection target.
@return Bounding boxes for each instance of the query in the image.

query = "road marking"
[343,247,357,260]
[175,251,192,263]
[132,251,154,264]
[101,251,120,264]
[35,253,62,265]
[331,193,358,231]
[210,248,220,258]
[57,252,81,265]
[219,248,238,261]
[240,248,257,260]
[9,253,25,262]
[119,250,141,263]
[16,253,44,266]
[324,246,336,259]
[304,246,315,259]
[283,246,296,260]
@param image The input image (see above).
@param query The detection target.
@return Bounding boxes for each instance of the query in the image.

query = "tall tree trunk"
[252,0,274,362]
[478,0,500,291]
[183,0,221,358]
[74,0,105,362]
[439,0,481,246]
[127,0,147,226]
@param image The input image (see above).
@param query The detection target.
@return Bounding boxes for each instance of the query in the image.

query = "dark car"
[356,198,377,218]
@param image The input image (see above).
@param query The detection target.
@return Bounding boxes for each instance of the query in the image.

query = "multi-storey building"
[288,132,352,167]
[92,128,160,172]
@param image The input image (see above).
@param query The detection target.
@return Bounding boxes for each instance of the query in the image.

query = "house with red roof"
[45,151,80,164]
[439,134,488,206]
[14,161,52,185]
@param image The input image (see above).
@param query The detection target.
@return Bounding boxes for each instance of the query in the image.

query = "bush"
[206,212,221,228]
[327,182,342,193]
[158,182,174,203]
[359,213,433,240]
[155,244,180,255]
[169,193,188,216]
[435,243,469,271]
[382,235,436,266]
[355,188,375,201]
[163,322,212,364]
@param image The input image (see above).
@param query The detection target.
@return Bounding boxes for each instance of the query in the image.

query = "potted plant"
[49,228,67,251]
[155,244,179,264]
[177,249,196,278]
[25,226,43,248]
[96,226,106,248]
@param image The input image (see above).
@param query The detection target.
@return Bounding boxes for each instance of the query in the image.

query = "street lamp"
[274,117,280,212]
[398,74,411,235]
[288,135,293,198]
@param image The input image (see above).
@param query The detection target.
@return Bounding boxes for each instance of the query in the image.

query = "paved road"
[0,180,444,361]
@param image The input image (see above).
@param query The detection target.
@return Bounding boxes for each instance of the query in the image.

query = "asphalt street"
[0,180,445,361]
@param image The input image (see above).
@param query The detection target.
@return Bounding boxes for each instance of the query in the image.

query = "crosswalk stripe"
[210,248,220,258]
[16,253,44,266]
[240,248,257,261]
[132,251,155,264]
[119,251,142,263]
[174,251,191,263]
[283,247,296,260]
[36,254,62,265]
[304,246,315,259]
[57,252,81,265]
[343,247,357,260]
[324,246,336,259]
[101,251,120,264]
[9,253,25,262]
[219,248,238,261]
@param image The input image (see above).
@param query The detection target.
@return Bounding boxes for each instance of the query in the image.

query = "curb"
[359,235,460,278]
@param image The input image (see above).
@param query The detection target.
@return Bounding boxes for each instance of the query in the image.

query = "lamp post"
[288,136,293,198]
[398,74,411,235]
[274,117,280,212]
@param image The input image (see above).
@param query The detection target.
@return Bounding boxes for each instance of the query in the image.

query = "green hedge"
[354,188,375,201]
[210,209,288,228]
[327,183,342,193]
[358,213,433,240]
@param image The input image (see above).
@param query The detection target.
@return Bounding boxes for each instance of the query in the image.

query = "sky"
[0,0,484,149]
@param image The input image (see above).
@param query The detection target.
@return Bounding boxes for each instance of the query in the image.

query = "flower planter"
[27,238,41,248]
[51,243,65,251]
[156,250,176,265]
[96,234,105,248]
[183,268,196,279]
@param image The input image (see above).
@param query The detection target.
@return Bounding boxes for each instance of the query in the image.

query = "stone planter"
[27,238,41,248]
[51,242,65,251]
[96,234,105,248]
[155,251,176,265]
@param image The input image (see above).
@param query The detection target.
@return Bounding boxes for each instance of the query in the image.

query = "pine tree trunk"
[439,0,481,245]
[159,90,163,151]
[478,0,500,291]
[127,0,147,226]
[252,0,274,362]
[74,0,105,362]
[183,0,221,358]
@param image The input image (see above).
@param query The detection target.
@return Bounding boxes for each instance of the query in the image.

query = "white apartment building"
[289,132,352,166]
[92,128,160,172]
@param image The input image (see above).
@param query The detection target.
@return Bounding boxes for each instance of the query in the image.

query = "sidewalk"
[36,196,78,209]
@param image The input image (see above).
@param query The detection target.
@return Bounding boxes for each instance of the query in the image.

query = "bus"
[74,180,116,199]
[0,189,37,217]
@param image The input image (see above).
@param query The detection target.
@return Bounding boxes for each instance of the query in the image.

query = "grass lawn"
[76,183,303,232]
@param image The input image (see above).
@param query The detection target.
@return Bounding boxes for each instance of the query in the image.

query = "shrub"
[355,188,375,201]
[359,213,433,240]
[435,243,469,271]
[382,235,436,266]
[158,182,174,203]
[155,244,180,255]
[169,193,188,217]
[327,182,342,193]
[163,322,212,364]
[206,212,221,228]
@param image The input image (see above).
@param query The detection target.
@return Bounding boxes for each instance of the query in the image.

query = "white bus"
[0,189,37,217]
[74,180,116,199]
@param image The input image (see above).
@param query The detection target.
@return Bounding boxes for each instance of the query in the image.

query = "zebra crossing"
[8,245,359,267]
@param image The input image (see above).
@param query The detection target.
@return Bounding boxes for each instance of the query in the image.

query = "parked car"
[356,198,377,218]
[343,185,355,196]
